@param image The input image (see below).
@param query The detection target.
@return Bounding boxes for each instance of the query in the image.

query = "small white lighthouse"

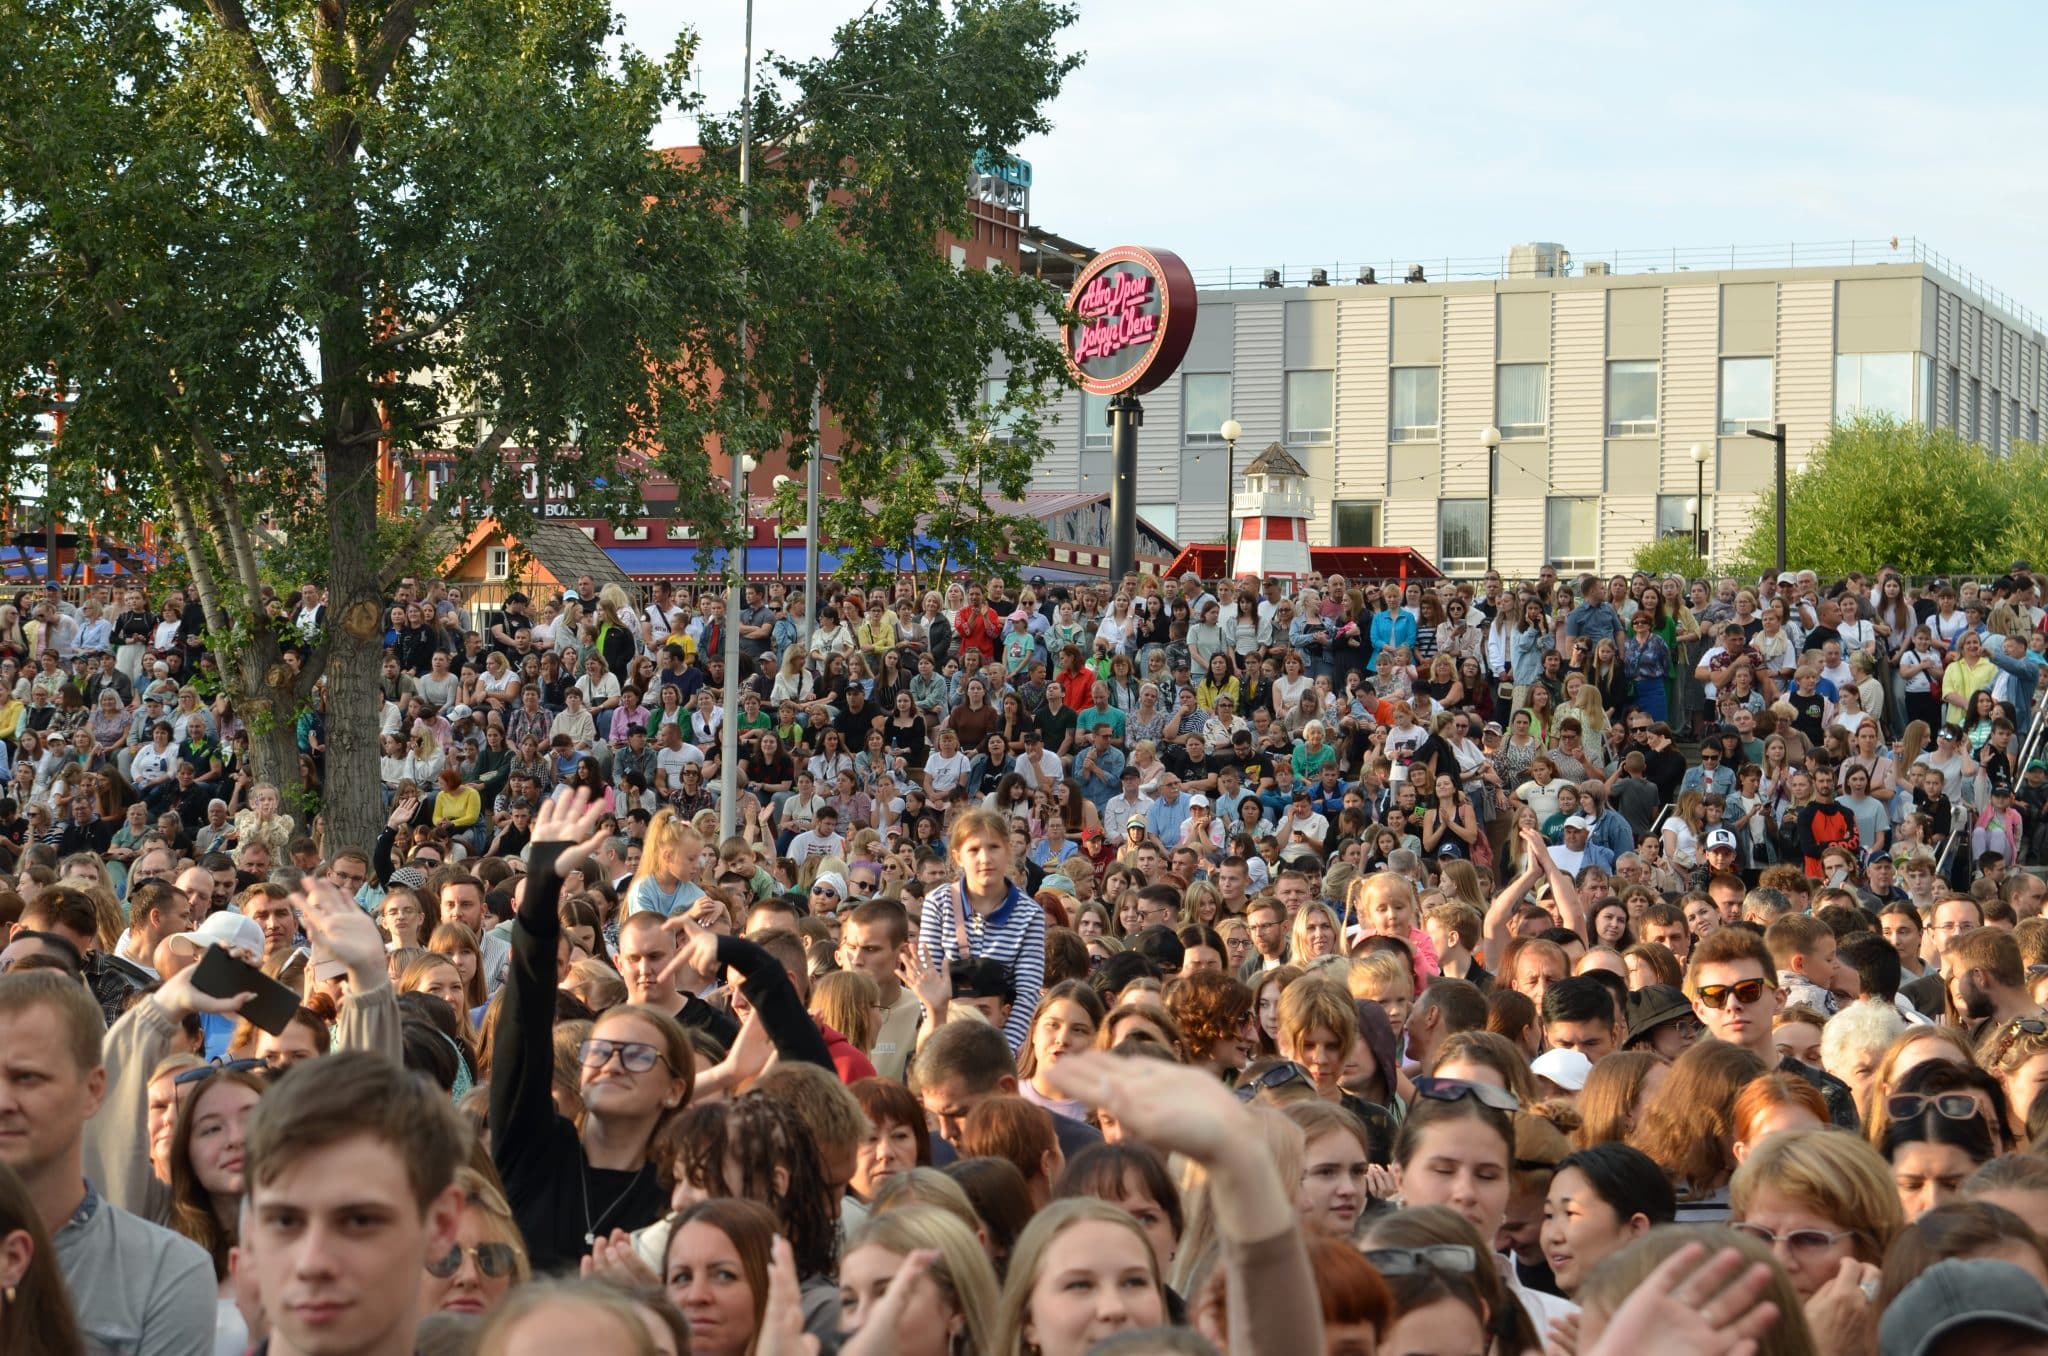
[1230,442,1313,581]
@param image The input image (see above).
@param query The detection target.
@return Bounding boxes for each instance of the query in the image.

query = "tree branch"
[200,0,299,138]
[362,0,426,100]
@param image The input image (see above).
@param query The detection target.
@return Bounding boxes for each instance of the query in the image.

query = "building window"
[1138,504,1178,542]
[983,377,1022,440]
[1965,376,1981,443]
[1496,363,1547,439]
[1438,499,1488,573]
[1285,370,1334,444]
[1606,360,1658,436]
[1947,366,1960,431]
[1657,494,1713,554]
[1182,372,1233,446]
[1719,357,1774,434]
[1081,389,1111,451]
[1989,390,2003,454]
[1545,497,1598,572]
[613,524,648,542]
[1333,501,1381,547]
[485,547,510,580]
[666,522,698,540]
[1390,367,1440,442]
[1835,352,1916,423]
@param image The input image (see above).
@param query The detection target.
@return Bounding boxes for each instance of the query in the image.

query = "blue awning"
[606,542,990,578]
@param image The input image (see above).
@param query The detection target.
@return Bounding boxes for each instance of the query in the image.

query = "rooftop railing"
[1189,236,2042,332]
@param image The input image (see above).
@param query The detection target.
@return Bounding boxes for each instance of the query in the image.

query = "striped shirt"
[918,880,1045,1055]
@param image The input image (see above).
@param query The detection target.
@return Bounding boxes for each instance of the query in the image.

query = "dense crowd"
[4,560,2048,1356]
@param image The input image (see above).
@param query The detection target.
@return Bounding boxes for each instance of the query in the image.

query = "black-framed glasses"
[1695,977,1770,1009]
[1411,1076,1520,1112]
[1887,1093,1986,1124]
[578,1039,669,1074]
[1364,1245,1477,1276]
[1729,1223,1856,1259]
[174,1057,267,1087]
[426,1242,521,1279]
[1232,1062,1311,1103]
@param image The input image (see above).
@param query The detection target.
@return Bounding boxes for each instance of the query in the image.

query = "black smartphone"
[189,944,303,1035]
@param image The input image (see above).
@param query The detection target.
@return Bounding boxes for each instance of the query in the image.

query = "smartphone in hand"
[189,944,302,1035]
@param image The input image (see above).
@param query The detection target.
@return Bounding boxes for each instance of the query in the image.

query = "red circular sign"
[1062,246,1197,398]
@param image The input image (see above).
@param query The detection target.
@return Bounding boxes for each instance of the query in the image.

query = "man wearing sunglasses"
[1686,927,1858,1129]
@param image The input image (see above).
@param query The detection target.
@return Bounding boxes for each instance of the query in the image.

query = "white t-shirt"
[925,750,972,794]
[655,743,704,789]
[787,829,847,861]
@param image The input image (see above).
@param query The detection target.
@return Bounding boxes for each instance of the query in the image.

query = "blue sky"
[618,0,2048,319]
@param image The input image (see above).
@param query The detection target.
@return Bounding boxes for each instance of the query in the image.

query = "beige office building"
[1026,240,2046,575]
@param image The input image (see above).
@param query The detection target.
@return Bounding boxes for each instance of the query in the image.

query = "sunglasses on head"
[1232,1062,1312,1102]
[1992,1015,2048,1062]
[1364,1245,1478,1276]
[1887,1092,1986,1125]
[425,1242,521,1279]
[1410,1076,1520,1112]
[1694,977,1770,1009]
[173,1057,268,1087]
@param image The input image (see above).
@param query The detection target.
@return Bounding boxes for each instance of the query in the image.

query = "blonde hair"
[993,1200,1165,1356]
[845,1206,999,1356]
[1171,1104,1305,1294]
[1351,949,1413,999]
[453,1166,533,1284]
[1729,1129,1901,1265]
[810,970,880,1053]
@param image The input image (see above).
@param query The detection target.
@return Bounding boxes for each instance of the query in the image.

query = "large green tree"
[1729,417,2016,578]
[0,0,1078,852]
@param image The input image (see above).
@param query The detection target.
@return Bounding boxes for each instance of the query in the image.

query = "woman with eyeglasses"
[1879,1062,2002,1219]
[420,1167,530,1317]
[491,789,694,1272]
[1360,1204,1547,1356]
[1727,1128,1899,1311]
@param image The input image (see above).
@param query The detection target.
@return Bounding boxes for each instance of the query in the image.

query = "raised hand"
[753,1236,821,1356]
[1043,1050,1250,1166]
[294,877,387,979]
[840,1248,942,1356]
[897,949,950,1015]
[1580,1241,1778,1356]
[579,1228,658,1288]
[531,787,609,878]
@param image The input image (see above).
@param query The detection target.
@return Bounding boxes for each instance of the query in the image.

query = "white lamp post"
[1220,418,1243,569]
[1689,442,1707,559]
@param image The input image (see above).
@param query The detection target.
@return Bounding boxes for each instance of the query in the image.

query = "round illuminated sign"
[1063,245,1197,398]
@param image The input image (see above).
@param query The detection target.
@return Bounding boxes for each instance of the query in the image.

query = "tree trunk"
[319,442,389,858]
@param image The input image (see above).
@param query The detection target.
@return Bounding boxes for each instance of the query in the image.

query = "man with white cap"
[1549,815,1614,876]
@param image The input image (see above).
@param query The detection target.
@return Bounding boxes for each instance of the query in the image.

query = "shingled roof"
[1242,442,1309,478]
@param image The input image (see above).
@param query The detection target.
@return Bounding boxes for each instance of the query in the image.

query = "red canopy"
[1161,544,1442,583]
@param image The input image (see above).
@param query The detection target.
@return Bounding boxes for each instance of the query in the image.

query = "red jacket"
[955,606,1001,661]
[816,1020,876,1084]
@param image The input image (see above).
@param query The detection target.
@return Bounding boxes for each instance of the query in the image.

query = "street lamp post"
[772,474,791,580]
[1220,418,1242,573]
[1746,422,1788,574]
[1689,441,1707,560]
[1480,425,1501,570]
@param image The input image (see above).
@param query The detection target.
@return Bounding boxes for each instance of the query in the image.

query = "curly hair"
[1162,970,1254,1064]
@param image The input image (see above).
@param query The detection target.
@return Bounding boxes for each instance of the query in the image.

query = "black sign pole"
[1108,393,1143,585]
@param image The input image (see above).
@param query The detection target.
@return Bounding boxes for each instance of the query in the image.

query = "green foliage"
[1631,533,1707,579]
[0,0,1082,841]
[1729,417,2017,578]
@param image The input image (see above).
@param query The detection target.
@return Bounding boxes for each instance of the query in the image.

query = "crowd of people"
[4,559,2048,1356]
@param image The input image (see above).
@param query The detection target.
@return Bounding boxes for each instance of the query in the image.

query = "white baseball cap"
[177,911,264,961]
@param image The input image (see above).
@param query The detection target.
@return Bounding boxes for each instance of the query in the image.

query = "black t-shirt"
[1037,703,1079,752]
[1804,624,1841,655]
